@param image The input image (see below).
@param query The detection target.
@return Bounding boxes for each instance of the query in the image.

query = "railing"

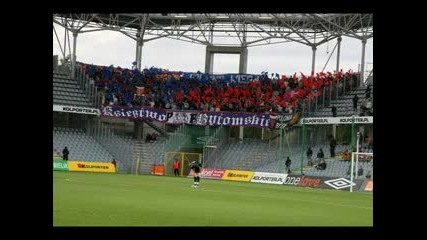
[364,69,373,86]
[302,73,362,118]
[87,118,135,173]
[164,124,190,153]
[74,64,99,109]
[202,126,229,168]
[143,119,167,136]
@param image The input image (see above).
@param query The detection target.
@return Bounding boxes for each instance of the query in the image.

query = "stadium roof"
[53,13,373,47]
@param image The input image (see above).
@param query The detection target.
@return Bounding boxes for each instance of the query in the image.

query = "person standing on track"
[173,159,180,176]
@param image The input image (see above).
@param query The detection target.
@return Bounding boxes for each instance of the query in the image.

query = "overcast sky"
[53,22,373,77]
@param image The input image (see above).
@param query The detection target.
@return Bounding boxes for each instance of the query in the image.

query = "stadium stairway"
[134,138,166,175]
[134,141,152,174]
[143,120,167,136]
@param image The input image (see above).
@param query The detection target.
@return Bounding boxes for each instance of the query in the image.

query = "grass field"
[53,171,373,226]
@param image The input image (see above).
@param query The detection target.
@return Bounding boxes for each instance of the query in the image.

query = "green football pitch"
[53,171,373,226]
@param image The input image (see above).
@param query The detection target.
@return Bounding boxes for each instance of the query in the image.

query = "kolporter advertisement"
[53,104,100,115]
[299,116,373,125]
[68,161,116,173]
[53,160,69,171]
[251,172,287,185]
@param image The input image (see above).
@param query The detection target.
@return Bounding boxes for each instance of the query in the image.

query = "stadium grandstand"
[53,13,373,226]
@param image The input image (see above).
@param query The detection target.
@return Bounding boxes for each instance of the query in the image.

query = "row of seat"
[53,99,92,107]
[304,159,373,179]
[53,70,94,108]
[312,87,372,118]
[53,129,113,162]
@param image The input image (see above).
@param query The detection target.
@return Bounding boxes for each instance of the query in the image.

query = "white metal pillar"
[137,41,143,71]
[359,126,364,146]
[336,36,342,73]
[71,31,78,79]
[311,46,317,73]
[205,47,214,74]
[355,132,360,178]
[332,124,336,139]
[63,29,68,61]
[135,29,143,71]
[239,46,247,140]
[360,38,367,86]
[135,35,139,69]
[205,45,247,74]
[240,25,248,74]
[239,126,244,141]
[239,47,248,74]
[239,46,248,140]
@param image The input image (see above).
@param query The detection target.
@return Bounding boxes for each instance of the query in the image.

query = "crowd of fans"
[81,63,360,114]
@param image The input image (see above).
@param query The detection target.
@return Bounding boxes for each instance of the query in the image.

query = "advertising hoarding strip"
[251,172,287,185]
[364,181,373,191]
[53,104,100,115]
[222,170,254,182]
[282,174,364,191]
[187,168,225,179]
[68,161,116,173]
[53,160,69,171]
[299,116,373,125]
